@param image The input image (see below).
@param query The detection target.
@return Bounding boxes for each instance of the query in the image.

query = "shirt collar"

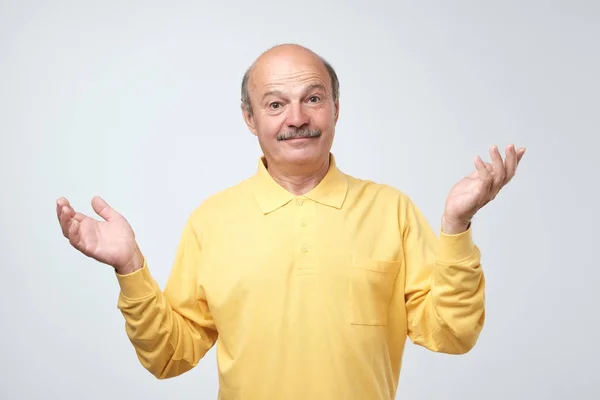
[250,153,349,214]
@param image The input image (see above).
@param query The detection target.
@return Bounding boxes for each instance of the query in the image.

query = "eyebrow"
[261,83,328,103]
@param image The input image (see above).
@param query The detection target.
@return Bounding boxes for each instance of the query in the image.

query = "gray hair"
[241,55,340,115]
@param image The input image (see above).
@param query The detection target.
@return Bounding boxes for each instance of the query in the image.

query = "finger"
[474,156,493,188]
[516,147,526,163]
[467,161,493,178]
[56,202,62,225]
[91,196,119,221]
[503,144,518,184]
[489,145,506,190]
[56,198,74,219]
[56,198,67,221]
[68,218,82,249]
[59,205,74,237]
[484,161,494,173]
[57,198,74,217]
[73,212,86,223]
[56,197,71,208]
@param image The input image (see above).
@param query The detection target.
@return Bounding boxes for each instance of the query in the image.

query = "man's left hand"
[441,144,526,234]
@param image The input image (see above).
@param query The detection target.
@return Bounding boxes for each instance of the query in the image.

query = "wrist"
[441,214,471,235]
[115,247,144,275]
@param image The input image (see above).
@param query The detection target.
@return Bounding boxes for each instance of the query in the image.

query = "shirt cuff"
[115,258,157,299]
[437,226,476,262]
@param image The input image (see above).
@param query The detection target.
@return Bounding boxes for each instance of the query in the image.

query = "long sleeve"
[115,216,218,379]
[401,198,485,354]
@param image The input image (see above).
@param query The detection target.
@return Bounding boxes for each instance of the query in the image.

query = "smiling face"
[242,45,339,170]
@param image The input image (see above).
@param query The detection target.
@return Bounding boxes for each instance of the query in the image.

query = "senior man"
[56,43,525,399]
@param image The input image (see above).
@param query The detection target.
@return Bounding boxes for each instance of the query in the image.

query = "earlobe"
[241,104,258,136]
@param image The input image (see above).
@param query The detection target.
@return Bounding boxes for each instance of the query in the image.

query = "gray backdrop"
[1,0,598,399]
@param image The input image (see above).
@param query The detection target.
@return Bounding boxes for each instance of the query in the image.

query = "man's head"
[241,44,340,170]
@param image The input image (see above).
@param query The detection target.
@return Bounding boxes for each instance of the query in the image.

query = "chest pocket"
[349,256,401,326]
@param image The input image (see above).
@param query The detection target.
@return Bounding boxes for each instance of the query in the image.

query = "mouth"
[286,135,319,140]
[281,135,321,146]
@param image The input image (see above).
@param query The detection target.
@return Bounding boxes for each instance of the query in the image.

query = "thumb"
[91,196,120,221]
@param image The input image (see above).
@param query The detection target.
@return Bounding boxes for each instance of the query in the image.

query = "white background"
[1,0,598,399]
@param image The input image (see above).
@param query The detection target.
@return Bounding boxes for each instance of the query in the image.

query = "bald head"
[241,44,339,115]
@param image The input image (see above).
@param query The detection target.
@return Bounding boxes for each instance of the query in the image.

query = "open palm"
[57,196,139,271]
[444,144,526,224]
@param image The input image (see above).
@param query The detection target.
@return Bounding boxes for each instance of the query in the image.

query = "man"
[56,44,525,399]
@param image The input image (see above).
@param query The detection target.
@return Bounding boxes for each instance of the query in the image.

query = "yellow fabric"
[116,154,485,399]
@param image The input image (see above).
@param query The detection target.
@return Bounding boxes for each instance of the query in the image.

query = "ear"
[333,100,340,124]
[241,103,258,136]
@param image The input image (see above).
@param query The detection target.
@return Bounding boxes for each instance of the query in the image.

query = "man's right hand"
[56,196,144,275]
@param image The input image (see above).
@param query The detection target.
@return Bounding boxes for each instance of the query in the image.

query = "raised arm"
[403,197,485,354]
[56,196,217,378]
[403,144,525,354]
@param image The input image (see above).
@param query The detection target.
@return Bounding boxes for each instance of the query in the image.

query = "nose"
[285,102,310,128]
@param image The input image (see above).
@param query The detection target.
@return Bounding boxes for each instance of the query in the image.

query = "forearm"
[407,229,485,354]
[433,229,485,350]
[116,259,217,379]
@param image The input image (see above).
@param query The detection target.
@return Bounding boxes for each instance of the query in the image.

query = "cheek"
[313,108,336,130]
[256,116,286,138]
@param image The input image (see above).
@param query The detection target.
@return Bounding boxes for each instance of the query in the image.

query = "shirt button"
[301,245,308,253]
[301,220,307,227]
[296,199,303,206]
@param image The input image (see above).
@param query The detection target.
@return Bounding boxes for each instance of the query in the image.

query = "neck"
[265,156,330,196]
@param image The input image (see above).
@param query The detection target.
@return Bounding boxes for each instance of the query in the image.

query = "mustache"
[277,127,322,141]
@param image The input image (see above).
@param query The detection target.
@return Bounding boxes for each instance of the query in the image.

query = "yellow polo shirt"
[116,154,485,399]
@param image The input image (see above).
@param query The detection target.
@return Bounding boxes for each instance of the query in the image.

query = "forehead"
[249,51,331,94]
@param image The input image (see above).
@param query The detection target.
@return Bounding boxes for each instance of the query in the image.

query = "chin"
[280,148,326,165]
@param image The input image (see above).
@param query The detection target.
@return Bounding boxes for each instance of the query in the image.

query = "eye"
[269,102,282,109]
[308,96,320,103]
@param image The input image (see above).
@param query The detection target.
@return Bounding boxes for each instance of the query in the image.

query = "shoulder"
[344,171,413,207]
[185,178,253,226]
[342,171,421,232]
